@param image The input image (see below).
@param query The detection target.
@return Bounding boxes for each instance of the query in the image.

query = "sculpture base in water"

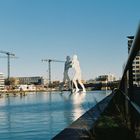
[72,88,86,93]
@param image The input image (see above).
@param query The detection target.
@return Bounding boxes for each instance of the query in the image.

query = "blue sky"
[0,0,139,81]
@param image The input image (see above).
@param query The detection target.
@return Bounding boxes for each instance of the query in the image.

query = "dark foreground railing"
[52,23,140,140]
[117,89,140,139]
[118,23,140,139]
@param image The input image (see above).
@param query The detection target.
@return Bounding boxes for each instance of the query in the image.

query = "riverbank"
[0,87,63,93]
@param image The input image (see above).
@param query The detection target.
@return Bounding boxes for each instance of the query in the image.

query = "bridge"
[52,23,140,140]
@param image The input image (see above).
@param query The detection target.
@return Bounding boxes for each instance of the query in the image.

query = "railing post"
[122,74,129,125]
[124,72,129,121]
[128,64,135,132]
[128,64,134,100]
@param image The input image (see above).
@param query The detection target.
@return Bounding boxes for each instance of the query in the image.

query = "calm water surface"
[0,91,110,140]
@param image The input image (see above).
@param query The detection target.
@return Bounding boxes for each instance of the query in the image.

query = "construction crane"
[0,50,16,83]
[42,59,65,86]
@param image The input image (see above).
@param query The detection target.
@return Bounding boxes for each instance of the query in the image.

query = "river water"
[0,90,110,140]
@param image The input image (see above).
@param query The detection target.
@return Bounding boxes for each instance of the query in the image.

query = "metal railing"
[119,23,140,139]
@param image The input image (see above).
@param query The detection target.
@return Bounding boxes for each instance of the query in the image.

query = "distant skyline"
[0,0,140,81]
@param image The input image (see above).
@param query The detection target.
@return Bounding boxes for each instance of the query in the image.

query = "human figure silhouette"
[72,55,86,93]
[61,56,72,90]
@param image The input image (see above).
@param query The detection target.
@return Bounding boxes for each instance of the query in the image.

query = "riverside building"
[127,36,140,86]
[0,73,5,90]
[96,74,116,83]
[16,76,47,85]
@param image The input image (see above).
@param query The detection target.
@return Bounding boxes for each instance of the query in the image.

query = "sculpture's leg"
[68,80,71,90]
[59,82,64,91]
[60,71,67,91]
[72,79,79,93]
[78,80,86,92]
[66,74,71,90]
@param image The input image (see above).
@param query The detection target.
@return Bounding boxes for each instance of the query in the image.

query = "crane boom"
[0,56,18,59]
[0,50,15,56]
[42,59,64,63]
[42,58,65,86]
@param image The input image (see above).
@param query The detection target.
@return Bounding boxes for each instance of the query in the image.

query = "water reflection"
[0,97,6,106]
[106,90,111,96]
[59,92,72,101]
[72,92,86,120]
[59,91,86,122]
